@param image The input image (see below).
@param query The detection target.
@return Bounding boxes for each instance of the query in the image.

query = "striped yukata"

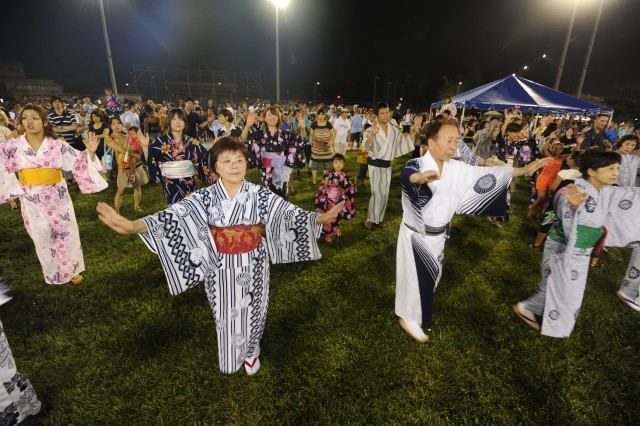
[362,124,413,225]
[139,180,322,374]
[395,151,513,331]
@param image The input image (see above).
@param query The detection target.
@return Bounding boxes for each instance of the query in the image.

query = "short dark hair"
[423,117,459,144]
[128,126,140,133]
[332,153,345,162]
[615,134,639,150]
[50,96,63,103]
[375,102,389,115]
[185,97,195,103]
[595,113,610,120]
[218,109,234,122]
[166,108,187,131]
[208,137,249,174]
[577,148,621,179]
[505,122,524,134]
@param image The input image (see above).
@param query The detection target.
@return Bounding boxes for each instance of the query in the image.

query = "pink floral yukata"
[0,136,108,284]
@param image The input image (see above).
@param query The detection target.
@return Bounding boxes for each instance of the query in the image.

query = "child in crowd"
[355,143,368,187]
[315,154,356,243]
[528,140,565,219]
[123,126,143,185]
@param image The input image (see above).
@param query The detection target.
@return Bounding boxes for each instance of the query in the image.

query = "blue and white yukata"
[395,150,514,331]
[138,180,322,373]
[615,153,640,307]
[521,178,640,337]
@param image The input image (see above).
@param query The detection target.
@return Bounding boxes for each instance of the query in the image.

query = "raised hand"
[139,132,150,148]
[316,201,345,224]
[246,111,258,127]
[564,184,588,209]
[85,132,100,154]
[296,111,306,127]
[371,119,379,135]
[412,114,423,131]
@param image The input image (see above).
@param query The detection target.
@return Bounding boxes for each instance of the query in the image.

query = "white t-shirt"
[333,117,351,143]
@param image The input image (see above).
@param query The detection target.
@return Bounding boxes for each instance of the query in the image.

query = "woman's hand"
[97,202,147,234]
[564,184,588,209]
[246,111,258,127]
[412,114,423,132]
[84,132,99,161]
[139,132,150,148]
[316,201,345,224]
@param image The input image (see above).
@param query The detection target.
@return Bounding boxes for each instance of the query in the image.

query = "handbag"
[101,143,114,172]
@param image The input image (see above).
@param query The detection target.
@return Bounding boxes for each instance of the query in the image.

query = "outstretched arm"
[316,201,345,224]
[512,157,553,177]
[97,202,148,234]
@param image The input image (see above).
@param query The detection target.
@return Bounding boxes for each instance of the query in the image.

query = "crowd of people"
[1,89,640,422]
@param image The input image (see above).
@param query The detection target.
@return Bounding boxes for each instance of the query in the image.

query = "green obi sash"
[545,211,606,248]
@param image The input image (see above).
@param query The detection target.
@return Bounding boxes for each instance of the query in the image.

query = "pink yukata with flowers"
[0,136,108,284]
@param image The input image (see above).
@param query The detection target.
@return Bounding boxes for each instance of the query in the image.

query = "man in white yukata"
[395,118,551,342]
[362,103,418,229]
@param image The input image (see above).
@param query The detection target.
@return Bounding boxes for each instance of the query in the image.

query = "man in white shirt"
[333,109,351,155]
[120,101,140,134]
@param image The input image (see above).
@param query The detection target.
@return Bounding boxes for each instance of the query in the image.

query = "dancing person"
[315,153,356,243]
[0,317,46,423]
[146,108,212,206]
[0,104,107,285]
[395,118,551,342]
[528,140,565,219]
[613,135,640,311]
[362,103,419,229]
[241,107,306,200]
[514,149,640,337]
[96,137,343,375]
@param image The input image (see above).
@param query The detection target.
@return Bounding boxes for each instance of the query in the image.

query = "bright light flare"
[523,65,528,70]
[269,0,290,8]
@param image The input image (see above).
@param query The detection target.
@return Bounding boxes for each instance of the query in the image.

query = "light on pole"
[313,81,320,105]
[268,0,290,104]
[456,81,463,95]
[98,0,118,96]
[386,82,391,104]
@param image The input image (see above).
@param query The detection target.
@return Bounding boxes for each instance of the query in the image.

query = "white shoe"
[616,291,640,312]
[513,302,541,331]
[244,356,261,375]
[399,318,428,343]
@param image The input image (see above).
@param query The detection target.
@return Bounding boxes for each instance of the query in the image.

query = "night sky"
[3,0,637,105]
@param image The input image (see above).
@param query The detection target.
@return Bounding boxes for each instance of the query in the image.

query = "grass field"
[1,152,639,425]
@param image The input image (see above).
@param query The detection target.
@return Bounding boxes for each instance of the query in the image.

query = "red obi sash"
[210,224,262,254]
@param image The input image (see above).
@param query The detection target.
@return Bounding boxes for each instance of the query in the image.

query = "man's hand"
[409,170,440,185]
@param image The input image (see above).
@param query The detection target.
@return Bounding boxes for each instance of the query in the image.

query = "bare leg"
[312,170,317,185]
[133,187,142,210]
[114,187,126,214]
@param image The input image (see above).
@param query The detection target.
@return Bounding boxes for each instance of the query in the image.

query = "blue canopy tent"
[431,75,613,117]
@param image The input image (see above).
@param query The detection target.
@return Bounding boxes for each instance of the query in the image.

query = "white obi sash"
[261,150,291,190]
[159,160,194,179]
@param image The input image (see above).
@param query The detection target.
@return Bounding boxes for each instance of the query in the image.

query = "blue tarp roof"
[431,75,613,116]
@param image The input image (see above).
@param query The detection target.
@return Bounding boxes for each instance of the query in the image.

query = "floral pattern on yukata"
[0,136,107,284]
[246,129,304,200]
[315,170,356,237]
[147,132,213,206]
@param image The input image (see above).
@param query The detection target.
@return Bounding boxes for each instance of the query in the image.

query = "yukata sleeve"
[258,188,322,264]
[187,138,211,183]
[400,158,433,212]
[284,132,305,169]
[392,130,415,158]
[0,141,24,204]
[139,188,220,295]
[60,141,108,194]
[455,139,480,166]
[341,174,357,219]
[602,186,640,247]
[147,137,162,182]
[454,164,514,216]
[245,132,262,169]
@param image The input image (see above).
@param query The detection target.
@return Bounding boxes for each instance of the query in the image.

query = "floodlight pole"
[98,0,118,96]
[554,0,578,91]
[576,0,605,98]
[275,6,281,104]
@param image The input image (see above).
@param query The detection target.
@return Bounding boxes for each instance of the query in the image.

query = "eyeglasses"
[217,159,246,167]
